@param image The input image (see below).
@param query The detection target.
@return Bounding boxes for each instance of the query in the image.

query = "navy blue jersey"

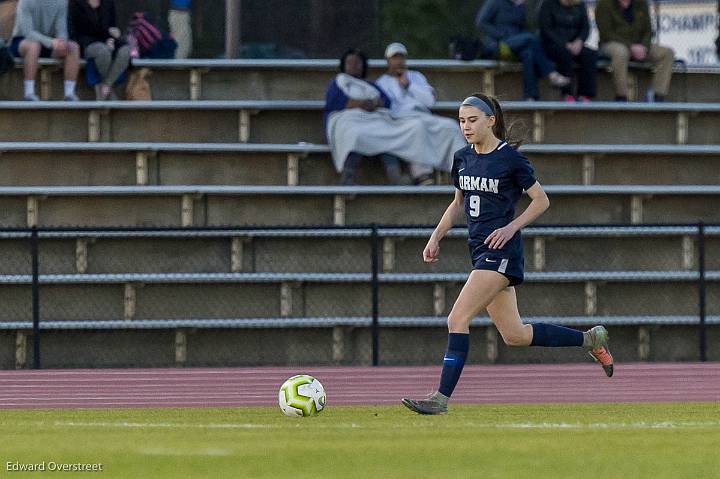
[451,141,537,263]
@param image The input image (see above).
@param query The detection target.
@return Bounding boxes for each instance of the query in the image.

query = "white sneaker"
[24,93,40,101]
[64,93,80,102]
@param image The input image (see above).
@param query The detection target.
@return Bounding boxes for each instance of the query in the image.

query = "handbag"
[125,67,152,101]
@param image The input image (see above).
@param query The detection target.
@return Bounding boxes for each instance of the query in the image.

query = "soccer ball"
[278,374,326,417]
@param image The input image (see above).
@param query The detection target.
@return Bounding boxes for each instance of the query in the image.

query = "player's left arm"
[485,181,549,249]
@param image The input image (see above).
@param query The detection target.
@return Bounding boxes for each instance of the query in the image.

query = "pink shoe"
[589,346,614,378]
[563,94,576,102]
[578,96,591,102]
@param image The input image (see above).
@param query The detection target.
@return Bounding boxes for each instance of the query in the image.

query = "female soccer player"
[401,93,613,415]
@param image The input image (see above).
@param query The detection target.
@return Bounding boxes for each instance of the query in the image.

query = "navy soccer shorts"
[472,250,524,286]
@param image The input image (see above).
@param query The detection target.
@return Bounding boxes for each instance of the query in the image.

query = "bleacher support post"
[40,68,53,100]
[532,112,544,143]
[124,284,137,321]
[433,284,445,317]
[582,155,595,185]
[287,154,300,186]
[15,332,27,370]
[371,224,379,366]
[231,237,244,272]
[676,112,689,145]
[189,69,207,100]
[88,111,101,142]
[135,152,149,185]
[638,327,650,360]
[482,71,495,97]
[75,238,88,273]
[333,196,345,226]
[26,197,39,227]
[627,73,638,101]
[382,238,395,272]
[682,235,695,270]
[181,195,194,226]
[175,330,187,366]
[31,227,40,369]
[533,237,545,271]
[238,110,251,142]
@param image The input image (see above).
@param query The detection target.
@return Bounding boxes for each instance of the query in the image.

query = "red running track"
[0,363,718,409]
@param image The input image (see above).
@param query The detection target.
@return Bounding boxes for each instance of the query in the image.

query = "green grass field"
[2,402,719,478]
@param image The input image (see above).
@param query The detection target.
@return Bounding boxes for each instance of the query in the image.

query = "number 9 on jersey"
[469,195,480,217]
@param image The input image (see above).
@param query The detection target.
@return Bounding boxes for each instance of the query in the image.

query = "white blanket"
[327,74,466,173]
[328,109,466,172]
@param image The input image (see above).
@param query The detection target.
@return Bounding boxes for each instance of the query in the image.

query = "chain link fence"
[0,224,716,369]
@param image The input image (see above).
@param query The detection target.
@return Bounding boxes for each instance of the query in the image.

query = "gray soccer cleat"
[401,393,448,415]
[585,325,614,378]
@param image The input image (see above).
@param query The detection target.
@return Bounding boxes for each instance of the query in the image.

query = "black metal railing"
[0,223,714,368]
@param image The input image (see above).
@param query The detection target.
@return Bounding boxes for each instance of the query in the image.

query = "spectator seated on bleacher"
[595,0,674,102]
[324,49,407,185]
[326,48,462,186]
[539,0,597,101]
[375,43,466,185]
[69,0,130,101]
[475,0,570,101]
[10,0,80,101]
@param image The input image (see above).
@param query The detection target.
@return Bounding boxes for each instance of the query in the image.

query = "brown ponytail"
[469,92,525,148]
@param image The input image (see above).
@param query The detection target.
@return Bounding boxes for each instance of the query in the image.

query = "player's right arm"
[423,188,464,263]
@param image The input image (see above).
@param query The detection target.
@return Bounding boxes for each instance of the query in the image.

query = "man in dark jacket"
[595,0,674,101]
[539,0,597,101]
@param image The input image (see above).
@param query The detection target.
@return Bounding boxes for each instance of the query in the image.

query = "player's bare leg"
[486,286,533,346]
[402,270,508,415]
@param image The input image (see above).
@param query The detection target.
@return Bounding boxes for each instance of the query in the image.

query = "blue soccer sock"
[530,323,583,347]
[437,332,469,398]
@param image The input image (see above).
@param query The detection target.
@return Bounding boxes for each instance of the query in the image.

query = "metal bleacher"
[2,184,720,227]
[1,58,719,367]
[0,142,719,187]
[129,59,720,103]
[9,58,720,102]
[1,100,719,144]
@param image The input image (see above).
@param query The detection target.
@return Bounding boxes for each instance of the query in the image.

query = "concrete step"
[1,185,719,227]
[5,59,716,102]
[0,143,719,186]
[0,101,717,144]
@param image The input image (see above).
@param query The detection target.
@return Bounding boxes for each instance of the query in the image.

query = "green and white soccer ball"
[278,374,326,417]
